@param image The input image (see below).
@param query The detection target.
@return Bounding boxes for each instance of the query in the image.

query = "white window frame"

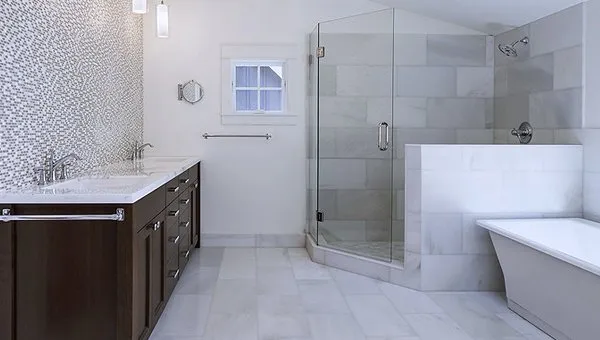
[231,60,287,115]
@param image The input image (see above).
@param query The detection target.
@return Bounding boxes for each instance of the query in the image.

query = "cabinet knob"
[168,186,180,193]
[180,221,190,228]
[194,183,199,189]
[168,269,180,279]
[169,235,181,244]
[168,210,180,217]
[181,250,190,258]
[180,198,190,205]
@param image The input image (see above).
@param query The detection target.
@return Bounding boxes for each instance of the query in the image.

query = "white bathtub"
[477,218,600,340]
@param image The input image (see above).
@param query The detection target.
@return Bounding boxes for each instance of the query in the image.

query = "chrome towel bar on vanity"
[202,133,272,140]
[0,208,126,222]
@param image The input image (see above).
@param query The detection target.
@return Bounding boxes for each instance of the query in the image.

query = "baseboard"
[201,233,305,248]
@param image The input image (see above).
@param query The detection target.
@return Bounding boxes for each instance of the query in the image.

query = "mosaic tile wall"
[0,0,144,190]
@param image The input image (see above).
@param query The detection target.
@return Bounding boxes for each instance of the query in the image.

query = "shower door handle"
[378,122,389,151]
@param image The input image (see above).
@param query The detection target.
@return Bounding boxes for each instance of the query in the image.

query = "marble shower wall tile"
[457,67,494,98]
[493,4,584,138]
[427,35,487,66]
[426,98,488,129]
[530,88,583,129]
[530,4,584,57]
[337,65,393,96]
[494,95,530,129]
[554,45,583,90]
[319,96,367,127]
[395,34,427,65]
[506,54,554,95]
[319,33,393,66]
[396,66,457,97]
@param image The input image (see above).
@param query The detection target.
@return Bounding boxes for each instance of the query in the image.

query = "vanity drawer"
[178,170,191,190]
[165,177,181,204]
[165,257,180,297]
[166,223,180,264]
[165,200,180,229]
[178,189,191,211]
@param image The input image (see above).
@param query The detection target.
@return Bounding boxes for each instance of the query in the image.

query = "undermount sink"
[43,175,150,191]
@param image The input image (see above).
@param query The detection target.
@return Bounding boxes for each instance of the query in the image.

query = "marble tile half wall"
[405,144,583,291]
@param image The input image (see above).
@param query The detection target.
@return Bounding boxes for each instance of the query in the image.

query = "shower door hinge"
[316,211,324,222]
[316,46,325,59]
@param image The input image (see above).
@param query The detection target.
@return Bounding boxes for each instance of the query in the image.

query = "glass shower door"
[316,9,395,262]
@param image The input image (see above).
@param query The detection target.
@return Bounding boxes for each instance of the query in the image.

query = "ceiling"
[370,0,585,34]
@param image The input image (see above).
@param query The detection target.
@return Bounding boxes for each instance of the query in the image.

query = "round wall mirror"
[178,80,204,104]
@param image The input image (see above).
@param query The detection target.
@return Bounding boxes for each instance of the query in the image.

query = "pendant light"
[156,0,169,38]
[132,0,147,14]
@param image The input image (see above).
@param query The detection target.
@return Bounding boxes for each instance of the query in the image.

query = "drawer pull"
[194,183,199,189]
[180,178,190,184]
[180,198,190,205]
[168,269,180,279]
[181,250,191,258]
[168,210,180,217]
[180,221,190,228]
[169,235,181,244]
[154,221,162,231]
[168,186,180,193]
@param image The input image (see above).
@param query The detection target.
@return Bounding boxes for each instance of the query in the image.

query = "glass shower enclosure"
[308,9,400,263]
[308,8,492,264]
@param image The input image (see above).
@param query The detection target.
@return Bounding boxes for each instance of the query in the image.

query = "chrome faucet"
[131,141,154,160]
[34,150,82,185]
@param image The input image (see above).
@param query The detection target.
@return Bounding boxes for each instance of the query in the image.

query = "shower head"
[498,37,529,57]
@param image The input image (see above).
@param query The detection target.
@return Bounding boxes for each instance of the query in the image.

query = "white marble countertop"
[0,157,201,204]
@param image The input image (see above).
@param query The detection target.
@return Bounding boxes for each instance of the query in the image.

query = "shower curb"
[306,234,422,290]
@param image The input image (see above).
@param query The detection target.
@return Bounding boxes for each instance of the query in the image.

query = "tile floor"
[150,247,552,340]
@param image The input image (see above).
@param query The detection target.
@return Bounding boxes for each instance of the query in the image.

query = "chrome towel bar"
[0,208,126,223]
[202,133,272,140]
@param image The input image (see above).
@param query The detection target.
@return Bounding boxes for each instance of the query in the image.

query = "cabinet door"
[191,182,200,248]
[133,226,152,340]
[149,214,166,325]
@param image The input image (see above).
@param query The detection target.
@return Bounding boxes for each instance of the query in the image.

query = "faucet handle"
[59,163,70,181]
[33,167,48,185]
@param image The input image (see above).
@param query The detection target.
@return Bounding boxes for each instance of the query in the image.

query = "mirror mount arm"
[177,84,185,101]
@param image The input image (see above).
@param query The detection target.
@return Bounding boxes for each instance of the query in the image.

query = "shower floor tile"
[150,247,547,340]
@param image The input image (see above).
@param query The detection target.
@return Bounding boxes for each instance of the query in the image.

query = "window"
[232,61,286,114]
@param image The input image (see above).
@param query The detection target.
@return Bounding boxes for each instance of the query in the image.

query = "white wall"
[143,0,487,239]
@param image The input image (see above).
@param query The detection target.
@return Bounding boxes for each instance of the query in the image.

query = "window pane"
[260,66,283,87]
[236,90,258,111]
[236,66,258,87]
[260,90,282,111]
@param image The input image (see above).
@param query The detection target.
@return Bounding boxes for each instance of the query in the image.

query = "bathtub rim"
[477,218,600,277]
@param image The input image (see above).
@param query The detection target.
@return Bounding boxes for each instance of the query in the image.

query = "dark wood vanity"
[0,162,201,340]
